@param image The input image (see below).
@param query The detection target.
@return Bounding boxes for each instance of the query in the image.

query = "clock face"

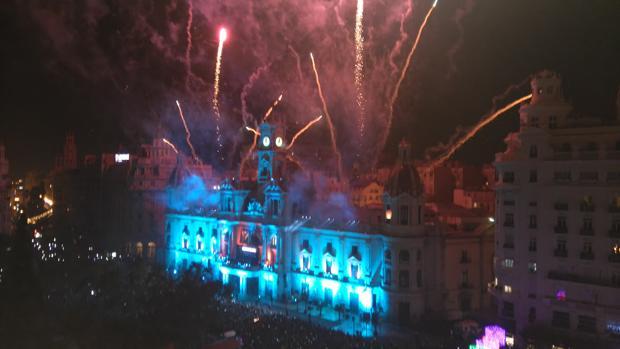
[262,136,270,147]
[275,136,284,148]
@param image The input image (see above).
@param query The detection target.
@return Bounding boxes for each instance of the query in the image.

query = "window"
[416,269,423,288]
[270,235,277,248]
[557,216,567,228]
[529,238,537,252]
[399,205,409,225]
[502,301,514,318]
[554,171,571,183]
[504,213,514,227]
[503,172,515,184]
[416,249,422,262]
[556,240,567,251]
[578,315,596,333]
[549,115,557,129]
[503,285,512,294]
[529,215,537,229]
[529,170,538,183]
[502,258,514,268]
[528,261,537,273]
[196,236,203,251]
[384,249,392,262]
[529,145,538,158]
[301,255,310,271]
[461,270,469,285]
[350,262,360,279]
[552,311,570,329]
[528,307,536,323]
[399,250,410,264]
[325,258,333,275]
[302,240,310,251]
[460,250,470,263]
[583,217,593,230]
[384,268,391,286]
[398,270,409,288]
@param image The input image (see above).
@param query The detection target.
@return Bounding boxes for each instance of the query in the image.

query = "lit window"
[502,258,514,268]
[503,285,512,294]
[556,289,567,301]
[528,261,537,273]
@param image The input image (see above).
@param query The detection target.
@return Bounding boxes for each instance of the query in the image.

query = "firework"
[378,1,438,165]
[286,115,323,150]
[175,100,199,162]
[213,27,228,160]
[163,138,180,154]
[426,94,532,170]
[310,52,343,181]
[354,0,365,135]
[263,93,284,121]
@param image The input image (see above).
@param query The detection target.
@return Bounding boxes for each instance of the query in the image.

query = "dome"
[385,140,423,196]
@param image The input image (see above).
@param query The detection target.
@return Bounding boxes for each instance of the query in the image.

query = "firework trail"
[184,0,194,92]
[377,0,438,166]
[239,122,259,178]
[425,78,530,158]
[286,115,323,150]
[354,0,366,136]
[213,27,228,160]
[288,45,304,81]
[310,52,343,181]
[446,0,475,79]
[286,154,305,172]
[245,126,260,137]
[241,64,270,125]
[388,1,414,78]
[163,138,180,154]
[426,94,532,170]
[175,99,199,162]
[263,93,284,121]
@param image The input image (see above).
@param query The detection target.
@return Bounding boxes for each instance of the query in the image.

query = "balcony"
[554,225,568,234]
[460,256,472,264]
[579,227,594,236]
[554,202,569,211]
[609,228,620,238]
[579,251,594,260]
[578,151,598,160]
[580,203,596,212]
[554,249,568,258]
[609,254,620,264]
[548,270,620,288]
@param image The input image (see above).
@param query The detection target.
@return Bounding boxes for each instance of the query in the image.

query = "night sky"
[1,0,619,176]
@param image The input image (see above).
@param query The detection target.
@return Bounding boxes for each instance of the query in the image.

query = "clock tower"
[257,121,286,183]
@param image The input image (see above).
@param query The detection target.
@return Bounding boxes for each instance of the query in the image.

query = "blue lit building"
[164,121,492,325]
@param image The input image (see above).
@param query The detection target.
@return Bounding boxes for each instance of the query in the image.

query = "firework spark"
[263,93,284,121]
[175,99,199,162]
[354,0,365,136]
[286,115,323,150]
[213,27,228,160]
[310,52,343,181]
[378,1,438,165]
[426,94,532,171]
[163,138,179,154]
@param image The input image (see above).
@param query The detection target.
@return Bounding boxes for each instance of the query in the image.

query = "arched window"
[399,250,410,264]
[181,226,190,249]
[147,242,156,259]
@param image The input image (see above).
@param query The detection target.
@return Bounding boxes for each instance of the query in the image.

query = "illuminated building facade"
[165,128,494,324]
[492,71,620,347]
[0,145,9,234]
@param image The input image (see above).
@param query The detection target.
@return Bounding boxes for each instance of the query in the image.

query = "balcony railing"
[554,249,568,258]
[548,270,620,288]
[579,227,594,236]
[554,226,568,234]
[579,251,594,260]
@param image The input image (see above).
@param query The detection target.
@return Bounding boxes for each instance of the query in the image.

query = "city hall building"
[164,122,493,324]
